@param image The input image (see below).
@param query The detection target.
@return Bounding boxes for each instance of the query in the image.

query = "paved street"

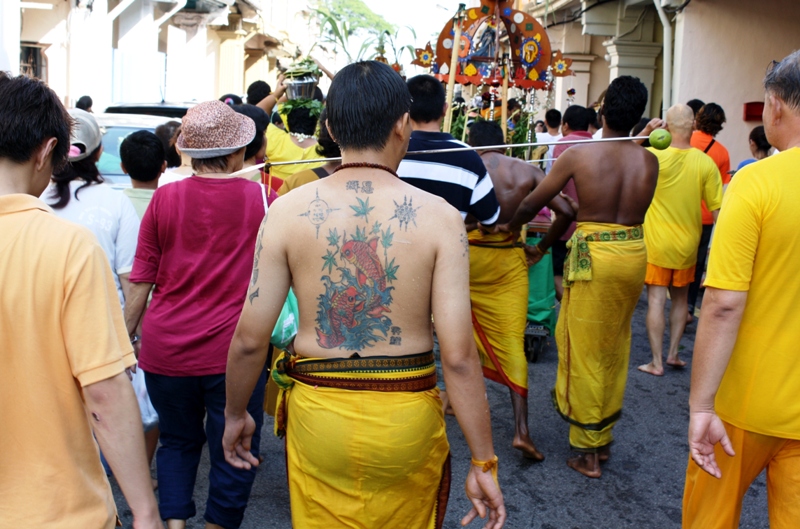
[113,292,769,528]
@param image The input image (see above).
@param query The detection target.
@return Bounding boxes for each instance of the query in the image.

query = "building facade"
[2,0,322,111]
[525,0,800,165]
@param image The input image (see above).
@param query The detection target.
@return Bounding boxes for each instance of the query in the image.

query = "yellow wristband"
[471,455,499,485]
[471,455,499,473]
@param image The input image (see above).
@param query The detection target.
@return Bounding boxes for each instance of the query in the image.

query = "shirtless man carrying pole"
[498,76,658,478]
[467,120,575,462]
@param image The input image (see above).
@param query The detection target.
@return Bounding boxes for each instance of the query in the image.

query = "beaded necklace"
[333,162,399,178]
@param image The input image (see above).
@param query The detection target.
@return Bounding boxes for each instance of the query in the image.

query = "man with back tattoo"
[467,120,575,462]
[223,61,506,529]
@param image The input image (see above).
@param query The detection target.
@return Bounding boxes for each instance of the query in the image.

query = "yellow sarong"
[469,231,529,398]
[272,352,451,529]
[553,222,646,451]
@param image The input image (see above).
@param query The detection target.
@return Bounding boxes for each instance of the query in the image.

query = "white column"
[165,13,213,102]
[115,0,161,102]
[603,38,663,116]
[66,1,114,109]
[217,33,245,98]
[1,0,21,74]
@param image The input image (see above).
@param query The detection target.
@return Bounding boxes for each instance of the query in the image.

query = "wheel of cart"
[525,222,557,363]
[524,322,549,363]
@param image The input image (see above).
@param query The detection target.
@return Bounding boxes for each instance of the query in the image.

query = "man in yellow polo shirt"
[683,50,800,529]
[637,104,722,377]
[0,73,161,528]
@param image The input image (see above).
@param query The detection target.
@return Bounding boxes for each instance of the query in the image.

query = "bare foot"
[666,358,687,369]
[598,446,610,463]
[567,453,601,478]
[637,362,664,376]
[513,435,545,462]
[444,404,455,416]
[686,311,694,325]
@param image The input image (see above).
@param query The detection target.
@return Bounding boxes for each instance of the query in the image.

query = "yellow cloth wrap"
[274,351,452,529]
[564,224,644,286]
[553,222,646,452]
[468,230,529,398]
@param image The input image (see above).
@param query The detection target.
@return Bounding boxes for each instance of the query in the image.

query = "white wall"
[20,0,113,108]
[114,0,164,103]
[673,0,800,165]
[1,0,21,74]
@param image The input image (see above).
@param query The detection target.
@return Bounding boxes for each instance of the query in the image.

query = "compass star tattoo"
[299,189,340,238]
[389,195,421,231]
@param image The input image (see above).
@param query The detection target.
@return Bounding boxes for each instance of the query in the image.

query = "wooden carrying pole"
[500,53,510,140]
[443,3,466,133]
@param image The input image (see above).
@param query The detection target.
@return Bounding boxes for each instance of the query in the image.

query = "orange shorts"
[645,263,696,287]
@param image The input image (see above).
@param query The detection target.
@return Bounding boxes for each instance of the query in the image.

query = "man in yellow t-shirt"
[0,73,161,529]
[683,51,800,529]
[638,105,722,377]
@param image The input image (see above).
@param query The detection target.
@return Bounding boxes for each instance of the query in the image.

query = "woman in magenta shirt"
[124,100,268,529]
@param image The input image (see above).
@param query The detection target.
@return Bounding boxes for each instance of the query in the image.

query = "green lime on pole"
[649,129,672,150]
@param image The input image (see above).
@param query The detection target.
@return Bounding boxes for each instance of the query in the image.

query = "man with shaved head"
[637,105,723,376]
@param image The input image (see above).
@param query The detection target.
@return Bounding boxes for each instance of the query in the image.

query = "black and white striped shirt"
[398,131,500,225]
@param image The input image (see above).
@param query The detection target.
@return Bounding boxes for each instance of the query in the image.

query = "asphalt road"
[113,291,770,528]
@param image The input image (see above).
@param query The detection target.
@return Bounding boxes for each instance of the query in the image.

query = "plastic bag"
[271,289,299,350]
[131,367,159,431]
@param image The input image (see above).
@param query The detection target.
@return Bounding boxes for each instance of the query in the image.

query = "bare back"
[267,168,468,359]
[562,140,658,225]
[481,152,538,223]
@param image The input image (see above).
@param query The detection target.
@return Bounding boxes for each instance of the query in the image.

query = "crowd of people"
[1,48,799,529]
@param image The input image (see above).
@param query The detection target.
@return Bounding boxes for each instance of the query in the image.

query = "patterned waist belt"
[272,351,437,437]
[468,234,523,249]
[565,225,643,286]
[274,351,437,392]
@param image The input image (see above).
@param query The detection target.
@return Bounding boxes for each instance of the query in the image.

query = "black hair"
[585,107,601,129]
[0,72,71,170]
[316,108,341,159]
[764,51,800,111]
[219,94,243,106]
[155,121,182,168]
[452,96,466,118]
[76,95,93,111]
[562,105,589,132]
[246,80,271,105]
[191,153,232,173]
[544,108,562,129]
[49,145,103,209]
[271,111,284,127]
[686,99,705,116]
[601,76,648,133]
[631,117,651,147]
[327,61,411,151]
[535,120,545,129]
[468,120,505,148]
[695,103,726,136]
[507,98,520,110]
[313,86,325,103]
[120,130,165,182]
[286,107,319,137]
[749,125,771,155]
[232,104,269,160]
[407,74,445,123]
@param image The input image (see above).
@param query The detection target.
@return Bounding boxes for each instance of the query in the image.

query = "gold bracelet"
[471,455,499,473]
[534,243,547,255]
